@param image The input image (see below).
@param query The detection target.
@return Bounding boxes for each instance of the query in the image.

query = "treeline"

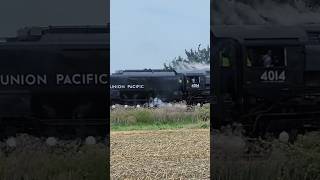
[163,44,209,70]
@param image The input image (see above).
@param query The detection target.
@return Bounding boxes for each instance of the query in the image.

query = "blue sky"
[111,0,210,73]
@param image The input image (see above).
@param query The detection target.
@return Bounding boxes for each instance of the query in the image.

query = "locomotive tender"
[0,25,109,140]
[110,69,210,105]
[212,25,320,139]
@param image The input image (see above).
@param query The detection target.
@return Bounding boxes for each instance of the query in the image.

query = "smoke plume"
[174,62,210,71]
[212,0,320,25]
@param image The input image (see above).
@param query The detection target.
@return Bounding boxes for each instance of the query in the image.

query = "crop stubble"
[111,129,210,179]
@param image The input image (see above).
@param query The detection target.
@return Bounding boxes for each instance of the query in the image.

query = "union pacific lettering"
[110,84,145,89]
[0,74,108,86]
[110,85,125,89]
[0,74,47,85]
[127,85,144,89]
[56,74,108,85]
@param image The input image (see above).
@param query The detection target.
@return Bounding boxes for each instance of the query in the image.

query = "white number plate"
[191,83,200,88]
[260,70,286,82]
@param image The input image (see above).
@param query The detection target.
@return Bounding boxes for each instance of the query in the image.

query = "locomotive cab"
[183,70,210,104]
[186,75,203,89]
[243,40,305,100]
[213,38,240,100]
[212,25,309,132]
[212,37,242,126]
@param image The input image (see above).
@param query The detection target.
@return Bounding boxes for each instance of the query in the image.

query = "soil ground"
[111,129,210,179]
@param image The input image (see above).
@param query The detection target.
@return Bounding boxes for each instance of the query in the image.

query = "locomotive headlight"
[179,79,182,83]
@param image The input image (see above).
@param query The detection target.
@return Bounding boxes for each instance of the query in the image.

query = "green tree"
[164,44,210,70]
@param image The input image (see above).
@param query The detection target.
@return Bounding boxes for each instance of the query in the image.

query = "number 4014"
[260,70,286,81]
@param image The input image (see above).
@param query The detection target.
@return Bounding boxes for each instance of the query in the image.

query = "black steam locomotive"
[110,69,210,105]
[212,25,320,139]
[0,25,109,140]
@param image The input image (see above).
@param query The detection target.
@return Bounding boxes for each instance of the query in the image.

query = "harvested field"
[111,129,210,179]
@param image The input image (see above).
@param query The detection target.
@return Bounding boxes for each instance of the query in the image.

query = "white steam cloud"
[213,0,320,25]
[174,62,210,71]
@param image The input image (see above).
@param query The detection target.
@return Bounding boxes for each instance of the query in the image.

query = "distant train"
[212,25,320,141]
[110,69,210,105]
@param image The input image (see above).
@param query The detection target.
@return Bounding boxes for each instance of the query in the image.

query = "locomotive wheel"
[6,137,17,147]
[288,128,298,144]
[44,126,58,137]
[4,126,17,138]
[46,137,58,146]
[257,121,299,143]
[85,136,96,145]
[75,126,86,139]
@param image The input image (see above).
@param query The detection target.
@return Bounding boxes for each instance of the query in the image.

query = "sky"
[111,0,210,73]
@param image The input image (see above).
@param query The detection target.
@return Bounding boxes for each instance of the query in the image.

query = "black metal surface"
[0,25,109,139]
[211,25,320,136]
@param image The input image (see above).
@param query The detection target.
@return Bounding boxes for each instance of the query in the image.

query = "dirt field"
[111,129,210,179]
